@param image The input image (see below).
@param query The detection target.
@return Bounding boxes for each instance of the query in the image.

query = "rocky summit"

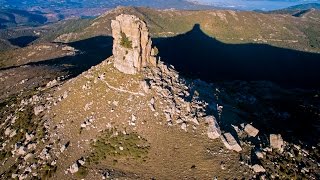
[111,14,157,74]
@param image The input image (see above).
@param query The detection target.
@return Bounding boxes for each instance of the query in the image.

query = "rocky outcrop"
[111,14,156,74]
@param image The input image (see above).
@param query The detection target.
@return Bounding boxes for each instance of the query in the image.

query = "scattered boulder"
[140,80,150,93]
[78,158,86,166]
[17,146,27,155]
[34,105,44,116]
[9,130,17,138]
[4,127,12,136]
[111,14,154,74]
[149,97,156,111]
[205,116,221,139]
[46,79,58,87]
[69,163,79,174]
[255,150,264,159]
[220,133,242,152]
[252,164,266,173]
[270,134,284,153]
[244,124,259,137]
[25,133,34,142]
[181,122,187,132]
[24,153,34,161]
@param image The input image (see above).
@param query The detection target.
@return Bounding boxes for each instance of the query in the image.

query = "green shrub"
[87,129,149,164]
[76,166,89,178]
[120,32,132,49]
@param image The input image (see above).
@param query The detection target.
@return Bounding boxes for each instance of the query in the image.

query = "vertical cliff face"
[111,14,155,74]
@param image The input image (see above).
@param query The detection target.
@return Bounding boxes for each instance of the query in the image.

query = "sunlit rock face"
[111,14,154,74]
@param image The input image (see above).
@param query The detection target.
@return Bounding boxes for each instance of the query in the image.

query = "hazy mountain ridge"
[0,9,52,28]
[267,2,320,15]
[38,6,320,53]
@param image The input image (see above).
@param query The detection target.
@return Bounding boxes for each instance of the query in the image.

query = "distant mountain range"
[0,0,211,10]
[264,3,320,17]
[189,0,320,10]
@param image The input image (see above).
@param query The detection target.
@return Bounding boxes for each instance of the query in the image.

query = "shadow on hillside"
[153,24,320,89]
[153,24,320,147]
[1,29,319,147]
[0,36,113,79]
[8,36,39,47]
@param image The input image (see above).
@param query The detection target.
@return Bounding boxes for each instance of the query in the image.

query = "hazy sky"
[192,0,320,10]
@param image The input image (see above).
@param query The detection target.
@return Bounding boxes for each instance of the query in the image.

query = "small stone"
[63,91,68,99]
[51,160,57,166]
[34,105,44,116]
[24,153,34,161]
[149,98,156,111]
[189,117,199,125]
[252,164,266,173]
[69,163,79,174]
[141,81,150,93]
[60,145,66,153]
[4,128,12,136]
[17,146,27,155]
[255,150,264,159]
[27,143,37,150]
[9,130,17,138]
[78,159,85,166]
[46,79,57,87]
[119,146,124,151]
[181,123,187,132]
[112,101,119,106]
[25,133,34,141]
[12,174,18,178]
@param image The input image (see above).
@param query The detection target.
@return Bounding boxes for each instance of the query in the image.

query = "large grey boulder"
[220,133,242,152]
[111,14,156,74]
[205,116,221,139]
[244,124,259,137]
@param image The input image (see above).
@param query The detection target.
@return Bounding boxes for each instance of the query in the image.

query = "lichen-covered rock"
[111,14,155,74]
